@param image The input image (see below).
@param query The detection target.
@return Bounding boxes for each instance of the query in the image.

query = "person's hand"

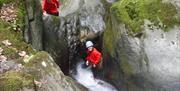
[93,64,96,68]
[43,12,48,16]
[86,61,89,66]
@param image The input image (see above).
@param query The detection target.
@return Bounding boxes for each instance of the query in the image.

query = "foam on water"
[72,62,117,91]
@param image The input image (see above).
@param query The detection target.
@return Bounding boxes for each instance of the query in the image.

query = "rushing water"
[72,62,117,91]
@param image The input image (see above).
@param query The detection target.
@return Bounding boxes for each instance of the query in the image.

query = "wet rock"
[24,0,43,50]
[24,51,87,91]
[0,52,87,91]
[41,0,105,73]
[23,0,106,73]
[101,1,180,91]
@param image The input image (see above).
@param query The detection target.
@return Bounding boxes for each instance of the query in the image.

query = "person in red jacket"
[42,0,60,16]
[85,41,102,68]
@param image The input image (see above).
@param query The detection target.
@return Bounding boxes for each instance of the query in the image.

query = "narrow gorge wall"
[23,0,180,91]
[24,0,105,74]
[24,0,43,50]
[101,0,180,91]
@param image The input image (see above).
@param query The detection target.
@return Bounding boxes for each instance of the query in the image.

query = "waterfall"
[72,61,117,91]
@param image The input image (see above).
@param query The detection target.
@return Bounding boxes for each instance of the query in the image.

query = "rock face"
[25,51,87,91]
[22,0,180,91]
[0,52,87,91]
[42,15,69,74]
[24,0,43,50]
[42,0,105,73]
[101,0,180,91]
[23,0,105,73]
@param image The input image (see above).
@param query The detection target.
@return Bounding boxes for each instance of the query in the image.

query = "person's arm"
[86,52,90,66]
[42,0,46,13]
[55,0,59,8]
[86,61,89,66]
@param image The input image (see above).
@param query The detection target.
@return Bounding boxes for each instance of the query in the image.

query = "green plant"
[111,0,179,33]
[0,20,35,59]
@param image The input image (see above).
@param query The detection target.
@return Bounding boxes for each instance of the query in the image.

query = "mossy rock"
[0,20,36,59]
[24,51,50,68]
[24,51,62,79]
[103,13,120,56]
[52,16,61,26]
[0,71,34,91]
[111,0,180,33]
[120,59,134,77]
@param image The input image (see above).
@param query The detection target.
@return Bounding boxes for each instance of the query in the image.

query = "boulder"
[0,52,87,91]
[25,51,87,91]
[101,0,180,91]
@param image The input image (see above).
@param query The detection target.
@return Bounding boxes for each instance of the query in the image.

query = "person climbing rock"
[42,0,60,16]
[85,41,102,68]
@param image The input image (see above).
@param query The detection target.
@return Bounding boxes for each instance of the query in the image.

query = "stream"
[72,61,117,91]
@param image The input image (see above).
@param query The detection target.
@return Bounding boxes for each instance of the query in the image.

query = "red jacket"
[42,0,60,14]
[86,48,102,65]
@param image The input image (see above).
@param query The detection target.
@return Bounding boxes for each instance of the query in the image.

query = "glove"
[93,64,96,68]
[86,61,89,66]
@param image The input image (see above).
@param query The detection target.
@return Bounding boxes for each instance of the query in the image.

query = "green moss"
[0,21,36,59]
[2,47,18,58]
[0,0,35,58]
[120,58,133,77]
[111,0,179,33]
[24,52,54,79]
[16,1,26,29]
[103,8,121,56]
[0,0,14,6]
[25,52,47,67]
[0,71,34,91]
[52,16,60,26]
[60,0,64,3]
[103,16,114,55]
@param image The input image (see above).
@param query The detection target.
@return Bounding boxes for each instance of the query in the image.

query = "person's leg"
[93,61,103,78]
[92,67,98,78]
[97,60,103,69]
[47,12,59,16]
[82,60,88,68]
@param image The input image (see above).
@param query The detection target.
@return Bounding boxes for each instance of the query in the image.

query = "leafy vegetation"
[0,0,25,31]
[111,0,180,33]
[103,15,115,55]
[0,21,35,59]
[0,71,34,91]
[0,0,35,59]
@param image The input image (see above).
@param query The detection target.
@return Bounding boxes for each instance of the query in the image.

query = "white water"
[72,62,117,91]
